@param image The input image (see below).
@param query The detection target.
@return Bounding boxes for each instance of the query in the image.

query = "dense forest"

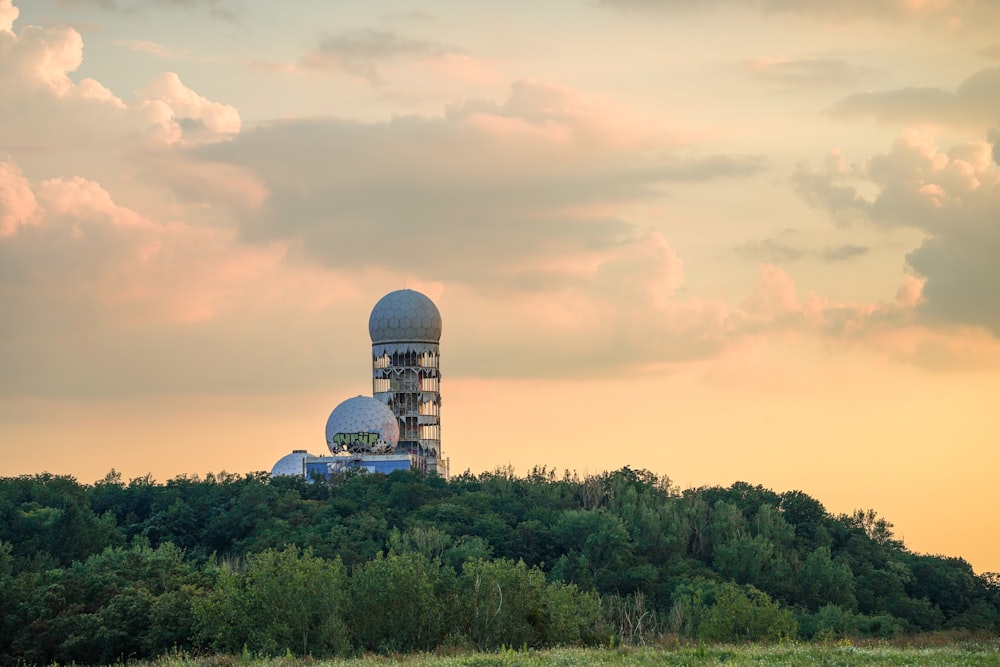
[1,466,997,664]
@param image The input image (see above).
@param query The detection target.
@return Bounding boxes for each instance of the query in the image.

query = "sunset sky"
[1,0,998,573]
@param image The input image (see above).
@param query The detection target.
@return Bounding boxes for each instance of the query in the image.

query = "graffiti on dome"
[331,430,394,454]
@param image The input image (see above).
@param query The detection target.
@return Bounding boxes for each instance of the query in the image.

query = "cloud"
[736,236,868,263]
[793,150,873,226]
[740,263,802,323]
[4,0,982,400]
[139,79,796,380]
[53,0,239,19]
[0,8,758,396]
[0,153,366,399]
[301,29,459,84]
[0,7,791,396]
[796,132,1000,333]
[821,244,868,261]
[831,67,1000,129]
[0,160,39,235]
[0,4,324,399]
[186,80,763,297]
[116,39,181,58]
[1,0,16,33]
[736,237,805,263]
[745,57,880,90]
[599,0,1000,26]
[0,17,102,97]
[0,12,238,160]
[138,72,241,146]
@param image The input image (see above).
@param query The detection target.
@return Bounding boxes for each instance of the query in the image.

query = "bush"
[195,547,350,657]
[797,603,857,640]
[348,551,454,653]
[856,613,905,638]
[458,558,599,649]
[670,579,797,642]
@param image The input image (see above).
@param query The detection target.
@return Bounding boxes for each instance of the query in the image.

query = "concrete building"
[271,290,448,480]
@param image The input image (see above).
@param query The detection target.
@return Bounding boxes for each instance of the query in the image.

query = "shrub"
[670,579,797,642]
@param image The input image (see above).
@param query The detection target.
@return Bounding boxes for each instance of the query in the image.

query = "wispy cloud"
[746,56,881,90]
[736,237,868,263]
[300,29,461,84]
[116,39,182,58]
[830,67,1000,129]
[599,0,1000,28]
[822,244,868,262]
[55,0,239,19]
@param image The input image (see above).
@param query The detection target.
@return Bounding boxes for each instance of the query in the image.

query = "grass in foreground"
[144,639,1000,667]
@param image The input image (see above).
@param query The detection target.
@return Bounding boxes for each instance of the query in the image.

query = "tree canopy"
[0,466,996,664]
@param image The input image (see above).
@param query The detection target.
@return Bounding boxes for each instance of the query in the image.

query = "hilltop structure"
[270,289,449,479]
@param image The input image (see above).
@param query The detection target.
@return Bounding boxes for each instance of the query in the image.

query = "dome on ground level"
[325,395,400,454]
[271,450,314,477]
[369,289,442,344]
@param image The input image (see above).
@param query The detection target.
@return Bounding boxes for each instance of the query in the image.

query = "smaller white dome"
[271,450,314,477]
[326,395,400,454]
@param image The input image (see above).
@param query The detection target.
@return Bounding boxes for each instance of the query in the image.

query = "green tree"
[5,541,203,665]
[798,546,856,611]
[458,558,597,649]
[779,490,829,549]
[0,541,14,662]
[712,533,791,598]
[0,474,120,568]
[196,546,349,656]
[553,509,632,591]
[347,551,453,653]
[671,579,796,642]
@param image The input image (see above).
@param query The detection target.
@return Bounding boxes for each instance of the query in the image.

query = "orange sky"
[1,0,999,573]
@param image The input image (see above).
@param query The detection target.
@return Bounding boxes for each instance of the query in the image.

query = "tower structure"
[368,289,446,477]
[271,288,449,480]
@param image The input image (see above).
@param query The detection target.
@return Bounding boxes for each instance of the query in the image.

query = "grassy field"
[145,640,1000,667]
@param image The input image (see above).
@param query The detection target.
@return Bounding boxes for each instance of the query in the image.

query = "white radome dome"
[325,395,400,454]
[271,450,314,477]
[368,289,442,344]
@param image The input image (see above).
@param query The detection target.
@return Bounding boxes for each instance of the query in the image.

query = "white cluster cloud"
[0,14,118,100]
[0,3,288,398]
[0,0,17,34]
[139,72,241,147]
[0,7,239,177]
[0,151,361,398]
[797,65,1000,335]
[796,132,1000,333]
[0,160,39,236]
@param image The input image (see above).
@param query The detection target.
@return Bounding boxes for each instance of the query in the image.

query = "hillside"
[1,467,997,664]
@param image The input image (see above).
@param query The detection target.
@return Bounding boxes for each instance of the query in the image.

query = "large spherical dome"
[270,450,314,477]
[369,289,442,344]
[325,395,400,454]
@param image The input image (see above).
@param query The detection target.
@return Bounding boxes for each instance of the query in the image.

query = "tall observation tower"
[368,289,447,477]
